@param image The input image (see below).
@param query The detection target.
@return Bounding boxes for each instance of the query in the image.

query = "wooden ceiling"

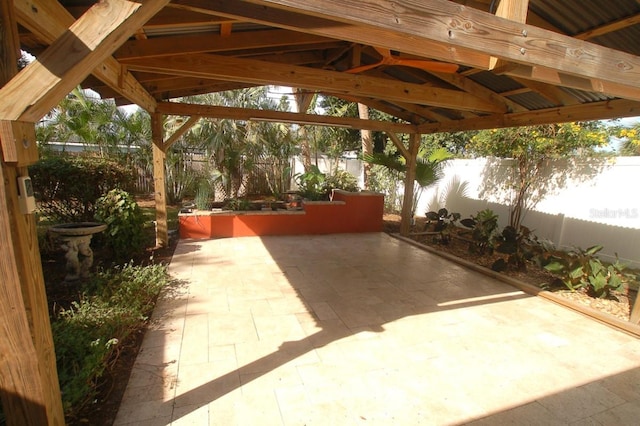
[13,0,640,133]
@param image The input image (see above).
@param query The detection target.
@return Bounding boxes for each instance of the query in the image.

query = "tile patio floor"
[114,233,640,425]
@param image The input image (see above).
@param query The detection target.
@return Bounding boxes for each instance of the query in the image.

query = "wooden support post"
[631,293,640,324]
[0,3,65,425]
[357,103,372,189]
[151,112,168,247]
[400,133,419,236]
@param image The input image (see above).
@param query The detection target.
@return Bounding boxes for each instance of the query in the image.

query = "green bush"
[542,245,634,298]
[53,263,171,419]
[294,165,326,200]
[94,189,146,260]
[324,170,359,195]
[460,209,499,254]
[29,156,135,222]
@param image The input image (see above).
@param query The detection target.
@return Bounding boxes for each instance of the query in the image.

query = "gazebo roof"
[15,0,640,132]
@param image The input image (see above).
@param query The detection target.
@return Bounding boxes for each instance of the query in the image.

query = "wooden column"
[399,133,420,236]
[0,3,65,425]
[357,103,372,189]
[151,112,168,247]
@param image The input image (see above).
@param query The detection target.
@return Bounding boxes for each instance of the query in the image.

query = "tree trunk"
[358,103,372,189]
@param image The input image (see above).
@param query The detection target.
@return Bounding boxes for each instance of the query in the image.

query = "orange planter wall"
[179,190,384,239]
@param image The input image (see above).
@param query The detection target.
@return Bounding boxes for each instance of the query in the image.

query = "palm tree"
[364,146,452,217]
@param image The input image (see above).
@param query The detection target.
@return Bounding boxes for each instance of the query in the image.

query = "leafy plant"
[324,170,359,195]
[460,209,499,254]
[424,208,461,244]
[543,245,632,298]
[194,179,212,210]
[94,189,146,261]
[29,156,134,222]
[295,165,327,200]
[224,198,252,211]
[492,225,535,272]
[53,263,171,419]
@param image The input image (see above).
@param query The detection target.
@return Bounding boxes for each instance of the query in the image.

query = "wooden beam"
[164,115,201,149]
[0,3,64,425]
[400,133,419,236]
[156,101,418,133]
[151,113,168,248]
[386,131,410,159]
[488,0,529,71]
[172,0,491,69]
[125,54,505,114]
[1,0,169,122]
[14,0,157,112]
[575,13,640,40]
[116,28,332,60]
[417,98,640,134]
[248,0,640,90]
[503,64,640,102]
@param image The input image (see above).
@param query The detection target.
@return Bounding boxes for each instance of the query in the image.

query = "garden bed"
[179,189,385,238]
[383,214,638,331]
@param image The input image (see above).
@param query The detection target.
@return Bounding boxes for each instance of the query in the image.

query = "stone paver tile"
[600,368,640,401]
[173,362,241,409]
[112,399,174,425]
[209,313,259,345]
[537,381,627,423]
[465,401,565,425]
[171,403,209,425]
[253,313,308,341]
[589,400,640,426]
[234,339,320,376]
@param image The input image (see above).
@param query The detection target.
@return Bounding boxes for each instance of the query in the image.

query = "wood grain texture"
[417,98,640,133]
[1,3,65,424]
[157,101,418,133]
[128,54,504,114]
[248,0,640,91]
[4,0,169,121]
[152,113,168,248]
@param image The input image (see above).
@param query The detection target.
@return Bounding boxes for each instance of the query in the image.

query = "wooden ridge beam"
[246,0,640,91]
[14,0,157,113]
[116,28,333,60]
[125,54,505,114]
[3,0,169,122]
[156,101,418,133]
[417,99,640,134]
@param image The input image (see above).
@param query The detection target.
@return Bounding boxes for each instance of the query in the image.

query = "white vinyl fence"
[416,157,640,268]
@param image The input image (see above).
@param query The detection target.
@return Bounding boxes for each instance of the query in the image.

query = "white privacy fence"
[416,157,640,268]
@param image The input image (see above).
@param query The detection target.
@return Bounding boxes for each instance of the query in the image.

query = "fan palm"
[364,146,452,216]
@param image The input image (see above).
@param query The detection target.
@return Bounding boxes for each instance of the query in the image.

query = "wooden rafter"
[14,0,157,113]
[125,54,505,113]
[417,98,640,134]
[156,101,418,133]
[116,29,332,60]
[247,0,640,91]
[3,0,170,122]
[575,13,640,40]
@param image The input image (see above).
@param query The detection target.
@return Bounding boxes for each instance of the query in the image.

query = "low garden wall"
[179,189,384,239]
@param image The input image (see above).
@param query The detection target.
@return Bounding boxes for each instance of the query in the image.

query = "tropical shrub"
[94,189,146,260]
[325,170,359,193]
[460,209,499,254]
[491,225,535,272]
[424,208,461,244]
[29,156,135,222]
[295,165,327,200]
[53,263,171,419]
[542,245,634,298]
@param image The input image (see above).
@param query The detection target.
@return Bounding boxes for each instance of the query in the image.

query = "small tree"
[467,123,610,230]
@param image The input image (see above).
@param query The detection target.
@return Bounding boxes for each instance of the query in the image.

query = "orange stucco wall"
[179,190,384,238]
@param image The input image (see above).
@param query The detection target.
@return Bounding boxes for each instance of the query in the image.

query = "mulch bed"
[383,214,636,322]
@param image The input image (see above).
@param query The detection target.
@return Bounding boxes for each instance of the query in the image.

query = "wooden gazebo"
[2,1,640,424]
